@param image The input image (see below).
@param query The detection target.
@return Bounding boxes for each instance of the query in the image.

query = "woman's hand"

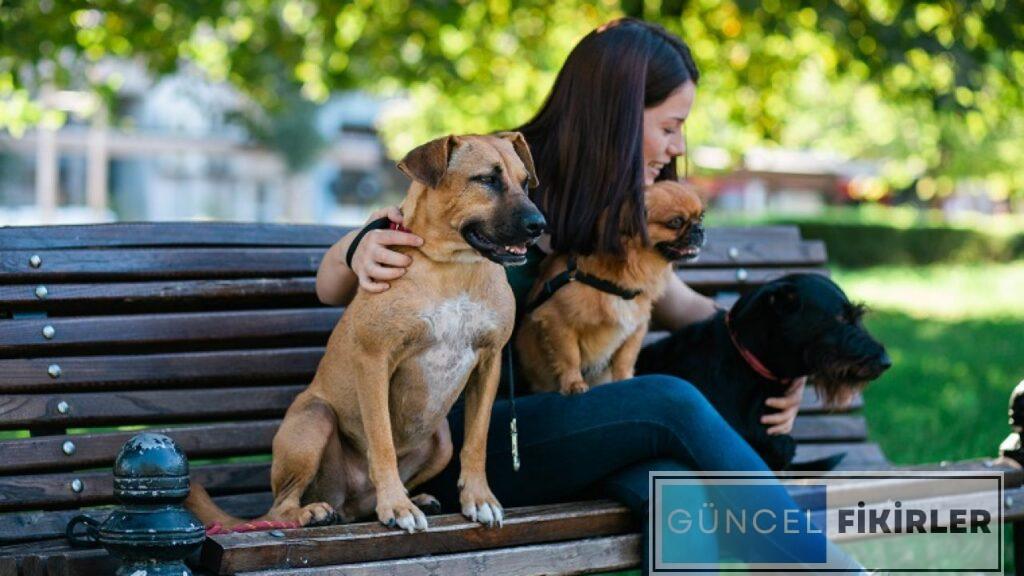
[761,376,806,435]
[349,206,423,293]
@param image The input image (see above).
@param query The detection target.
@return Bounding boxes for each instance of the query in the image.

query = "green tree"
[2,1,1022,197]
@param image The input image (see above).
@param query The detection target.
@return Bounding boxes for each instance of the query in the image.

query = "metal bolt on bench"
[65,433,206,575]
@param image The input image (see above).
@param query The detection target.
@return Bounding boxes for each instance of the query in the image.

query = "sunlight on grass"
[834,263,1024,465]
[833,262,1024,320]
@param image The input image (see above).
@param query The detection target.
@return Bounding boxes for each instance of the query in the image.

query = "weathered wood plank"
[0,386,303,429]
[0,309,341,356]
[794,442,888,468]
[0,462,270,512]
[0,348,324,393]
[0,222,350,250]
[1,248,325,281]
[0,277,320,312]
[0,420,279,474]
[676,239,826,268]
[677,266,829,293]
[0,413,864,475]
[235,534,641,576]
[202,500,634,574]
[0,222,797,250]
[791,414,867,442]
[0,492,272,544]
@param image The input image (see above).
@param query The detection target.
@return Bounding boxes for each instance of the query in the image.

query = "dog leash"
[507,347,520,471]
[523,254,642,315]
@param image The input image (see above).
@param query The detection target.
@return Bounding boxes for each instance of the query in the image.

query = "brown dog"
[186,133,545,532]
[516,180,704,395]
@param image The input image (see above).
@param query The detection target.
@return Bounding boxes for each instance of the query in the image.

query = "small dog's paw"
[296,502,339,527]
[377,495,428,533]
[560,380,590,395]
[411,493,442,515]
[459,480,503,527]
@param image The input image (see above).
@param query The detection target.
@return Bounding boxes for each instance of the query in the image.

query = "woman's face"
[642,81,696,185]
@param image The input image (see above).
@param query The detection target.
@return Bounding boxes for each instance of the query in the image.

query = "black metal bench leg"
[1015,521,1024,576]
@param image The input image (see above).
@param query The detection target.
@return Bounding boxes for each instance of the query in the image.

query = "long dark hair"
[516,18,700,256]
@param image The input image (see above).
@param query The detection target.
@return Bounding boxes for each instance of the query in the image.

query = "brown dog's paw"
[560,380,590,395]
[377,495,428,533]
[459,478,503,527]
[274,502,338,527]
[411,493,442,515]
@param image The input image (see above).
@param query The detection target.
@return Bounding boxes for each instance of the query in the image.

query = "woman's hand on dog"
[761,376,806,435]
[350,206,424,293]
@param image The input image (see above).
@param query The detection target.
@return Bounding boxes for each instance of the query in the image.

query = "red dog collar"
[724,310,791,386]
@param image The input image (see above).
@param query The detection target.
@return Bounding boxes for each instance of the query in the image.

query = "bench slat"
[0,420,280,474]
[0,269,826,314]
[0,462,270,512]
[236,534,641,576]
[0,222,800,250]
[794,442,888,468]
[0,413,866,474]
[2,242,823,284]
[0,222,349,249]
[0,385,303,429]
[0,492,273,544]
[0,277,320,313]
[202,500,633,575]
[0,309,340,357]
[1,248,325,281]
[0,348,324,393]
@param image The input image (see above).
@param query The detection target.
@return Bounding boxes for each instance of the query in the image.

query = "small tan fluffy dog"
[516,180,705,395]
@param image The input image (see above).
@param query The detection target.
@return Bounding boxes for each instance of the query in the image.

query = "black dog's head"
[728,273,891,407]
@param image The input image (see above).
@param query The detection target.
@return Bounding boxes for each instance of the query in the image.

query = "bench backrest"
[0,222,873,548]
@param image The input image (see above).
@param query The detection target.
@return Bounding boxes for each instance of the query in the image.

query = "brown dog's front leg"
[610,324,648,382]
[458,347,504,527]
[540,320,589,395]
[352,354,428,533]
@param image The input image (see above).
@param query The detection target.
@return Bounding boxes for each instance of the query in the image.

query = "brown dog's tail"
[184,481,247,528]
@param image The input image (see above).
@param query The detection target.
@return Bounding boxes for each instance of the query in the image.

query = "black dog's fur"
[636,273,891,470]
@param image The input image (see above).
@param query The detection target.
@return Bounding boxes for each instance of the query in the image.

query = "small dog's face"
[644,181,705,262]
[732,274,891,407]
[397,132,546,266]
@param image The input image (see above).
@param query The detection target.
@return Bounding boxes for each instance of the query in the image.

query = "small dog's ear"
[495,131,539,188]
[397,135,460,188]
[768,282,802,315]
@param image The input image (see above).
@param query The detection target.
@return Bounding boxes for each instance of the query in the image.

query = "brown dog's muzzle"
[461,203,546,266]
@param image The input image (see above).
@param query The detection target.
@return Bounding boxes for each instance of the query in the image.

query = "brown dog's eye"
[666,217,685,229]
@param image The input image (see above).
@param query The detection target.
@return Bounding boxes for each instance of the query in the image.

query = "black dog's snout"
[877,351,893,370]
[521,211,547,237]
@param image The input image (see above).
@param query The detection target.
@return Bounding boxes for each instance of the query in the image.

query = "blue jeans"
[419,375,862,574]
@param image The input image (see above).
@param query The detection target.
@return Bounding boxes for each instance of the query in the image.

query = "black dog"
[636,273,891,470]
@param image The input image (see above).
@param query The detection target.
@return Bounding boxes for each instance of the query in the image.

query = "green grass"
[835,263,1024,464]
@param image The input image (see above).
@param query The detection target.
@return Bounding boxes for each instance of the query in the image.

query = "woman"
[316,18,859,573]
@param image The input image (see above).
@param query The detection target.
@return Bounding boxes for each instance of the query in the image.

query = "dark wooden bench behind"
[0,222,878,575]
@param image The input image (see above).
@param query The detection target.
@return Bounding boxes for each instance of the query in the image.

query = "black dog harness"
[523,255,642,315]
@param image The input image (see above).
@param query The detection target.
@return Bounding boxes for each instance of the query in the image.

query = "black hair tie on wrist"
[345,216,393,270]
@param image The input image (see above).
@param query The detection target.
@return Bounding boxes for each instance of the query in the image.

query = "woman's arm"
[650,270,718,332]
[315,206,423,307]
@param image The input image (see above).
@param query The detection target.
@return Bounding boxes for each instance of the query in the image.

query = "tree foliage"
[1,0,1022,197]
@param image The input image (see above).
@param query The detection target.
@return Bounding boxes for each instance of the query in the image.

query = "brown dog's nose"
[522,211,547,237]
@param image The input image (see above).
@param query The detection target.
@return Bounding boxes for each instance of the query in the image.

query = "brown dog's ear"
[495,131,539,188]
[397,135,459,188]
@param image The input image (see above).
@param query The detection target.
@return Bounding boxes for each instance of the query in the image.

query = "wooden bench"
[0,222,1017,575]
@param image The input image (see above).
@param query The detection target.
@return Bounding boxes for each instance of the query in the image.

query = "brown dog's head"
[397,132,546,266]
[643,180,705,262]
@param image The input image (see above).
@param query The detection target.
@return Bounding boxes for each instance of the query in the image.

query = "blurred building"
[694,147,882,215]
[0,63,402,226]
